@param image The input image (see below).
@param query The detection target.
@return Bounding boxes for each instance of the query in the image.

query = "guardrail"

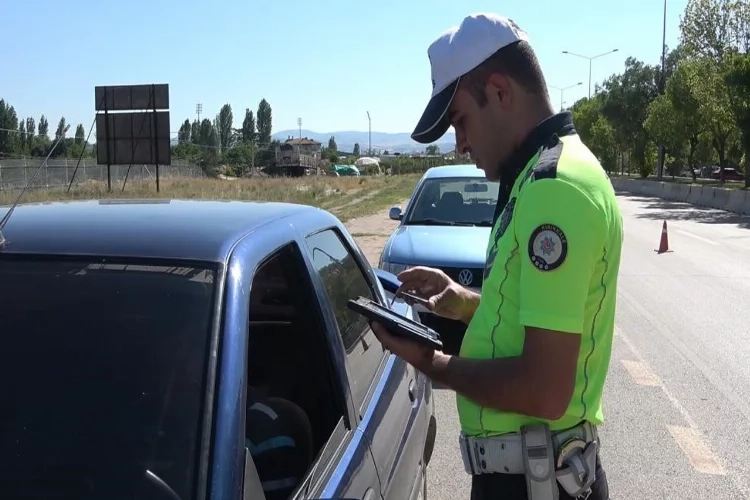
[611,178,750,215]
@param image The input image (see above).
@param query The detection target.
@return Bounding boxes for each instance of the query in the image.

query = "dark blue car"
[0,199,437,500]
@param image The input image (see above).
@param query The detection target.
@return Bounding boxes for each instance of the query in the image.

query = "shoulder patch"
[530,136,563,182]
[518,135,565,193]
[531,135,564,183]
[528,224,567,271]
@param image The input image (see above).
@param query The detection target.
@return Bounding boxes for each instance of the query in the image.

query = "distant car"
[711,166,744,181]
[378,164,498,355]
[0,199,436,500]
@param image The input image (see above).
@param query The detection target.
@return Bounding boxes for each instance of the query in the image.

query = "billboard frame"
[94,83,171,192]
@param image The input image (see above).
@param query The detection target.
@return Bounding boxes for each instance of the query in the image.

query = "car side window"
[245,243,351,499]
[305,229,386,410]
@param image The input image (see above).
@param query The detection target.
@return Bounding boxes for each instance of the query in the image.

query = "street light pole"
[549,82,583,112]
[657,0,668,179]
[561,49,619,98]
[366,111,371,156]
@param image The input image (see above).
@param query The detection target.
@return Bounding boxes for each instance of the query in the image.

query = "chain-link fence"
[0,158,205,191]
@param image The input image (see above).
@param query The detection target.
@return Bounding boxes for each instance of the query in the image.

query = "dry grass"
[0,174,421,222]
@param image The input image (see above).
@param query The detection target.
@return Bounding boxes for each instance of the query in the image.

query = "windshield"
[0,257,217,500]
[405,177,499,226]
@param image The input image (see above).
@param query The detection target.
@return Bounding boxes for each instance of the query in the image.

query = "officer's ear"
[486,72,514,111]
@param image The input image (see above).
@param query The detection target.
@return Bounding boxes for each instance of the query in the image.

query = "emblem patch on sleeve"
[528,224,568,271]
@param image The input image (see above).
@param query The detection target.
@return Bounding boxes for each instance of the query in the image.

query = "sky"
[1,0,689,139]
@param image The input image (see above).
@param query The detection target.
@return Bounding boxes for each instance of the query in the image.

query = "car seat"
[435,191,464,219]
[246,392,314,500]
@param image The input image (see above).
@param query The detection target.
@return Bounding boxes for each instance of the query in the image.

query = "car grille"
[439,266,484,289]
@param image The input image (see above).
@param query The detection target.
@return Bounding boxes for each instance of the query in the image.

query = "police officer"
[371,12,623,500]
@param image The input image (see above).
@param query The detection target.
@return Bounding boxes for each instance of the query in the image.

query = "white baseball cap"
[411,13,530,144]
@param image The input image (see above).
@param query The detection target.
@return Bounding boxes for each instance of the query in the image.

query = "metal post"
[549,82,582,112]
[656,0,667,179]
[367,111,371,156]
[562,49,619,99]
[104,87,112,192]
[152,84,160,192]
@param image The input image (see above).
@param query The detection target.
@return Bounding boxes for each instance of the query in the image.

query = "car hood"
[384,225,491,268]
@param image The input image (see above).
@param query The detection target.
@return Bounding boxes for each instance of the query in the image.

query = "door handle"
[408,379,415,402]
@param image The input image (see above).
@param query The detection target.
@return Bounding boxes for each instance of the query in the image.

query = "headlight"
[381,262,411,275]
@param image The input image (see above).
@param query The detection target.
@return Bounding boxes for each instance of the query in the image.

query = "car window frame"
[241,239,357,500]
[301,225,390,416]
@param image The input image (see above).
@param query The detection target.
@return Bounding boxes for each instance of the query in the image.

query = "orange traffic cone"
[656,221,670,254]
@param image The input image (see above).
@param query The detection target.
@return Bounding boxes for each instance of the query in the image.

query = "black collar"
[493,112,576,222]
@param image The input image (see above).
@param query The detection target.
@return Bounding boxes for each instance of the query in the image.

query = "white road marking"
[615,326,727,477]
[675,229,719,245]
[667,425,727,475]
[621,360,661,386]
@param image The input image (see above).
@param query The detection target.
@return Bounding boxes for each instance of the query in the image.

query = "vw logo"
[458,269,473,286]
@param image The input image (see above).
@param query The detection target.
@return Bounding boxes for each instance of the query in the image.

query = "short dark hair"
[462,40,548,106]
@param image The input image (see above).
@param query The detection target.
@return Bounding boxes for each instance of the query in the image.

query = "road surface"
[349,193,750,499]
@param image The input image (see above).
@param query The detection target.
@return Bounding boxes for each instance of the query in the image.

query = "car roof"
[0,199,319,263]
[422,164,487,179]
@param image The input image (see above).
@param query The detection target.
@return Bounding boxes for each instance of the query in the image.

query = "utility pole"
[196,103,202,123]
[562,49,619,98]
[657,0,668,179]
[366,111,371,156]
[549,82,583,112]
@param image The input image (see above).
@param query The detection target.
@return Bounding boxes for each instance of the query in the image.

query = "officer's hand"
[370,321,436,371]
[396,266,470,322]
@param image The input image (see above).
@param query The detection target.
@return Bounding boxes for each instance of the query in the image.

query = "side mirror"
[373,268,401,294]
[388,206,402,221]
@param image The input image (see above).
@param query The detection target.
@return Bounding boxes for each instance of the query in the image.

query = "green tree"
[52,117,68,157]
[425,144,440,155]
[17,120,27,155]
[55,117,67,140]
[353,143,360,156]
[223,143,257,176]
[328,136,337,152]
[680,0,743,61]
[38,115,49,137]
[74,124,85,144]
[570,96,619,174]
[256,99,272,145]
[645,62,704,180]
[589,117,619,174]
[598,57,661,172]
[689,58,736,173]
[25,117,35,151]
[178,119,191,143]
[216,103,234,150]
[0,99,20,154]
[724,53,750,185]
[190,119,200,143]
[241,108,256,143]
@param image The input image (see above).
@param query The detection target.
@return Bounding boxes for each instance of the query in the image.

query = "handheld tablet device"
[347,296,443,350]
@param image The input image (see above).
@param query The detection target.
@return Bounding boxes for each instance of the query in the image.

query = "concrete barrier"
[664,182,689,202]
[612,177,750,216]
[726,189,750,215]
[686,185,702,205]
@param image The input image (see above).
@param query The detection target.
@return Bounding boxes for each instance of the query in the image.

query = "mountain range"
[272,129,456,154]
